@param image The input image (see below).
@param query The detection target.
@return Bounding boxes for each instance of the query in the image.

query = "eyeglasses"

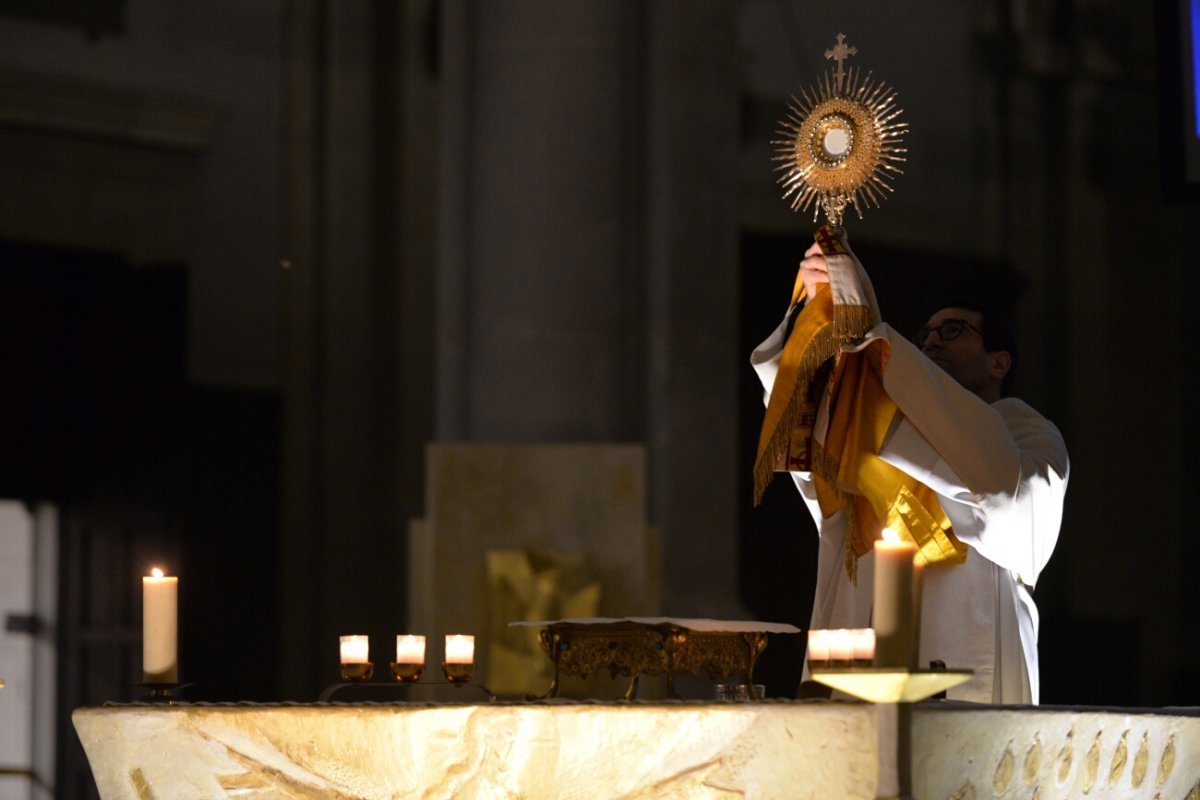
[912,319,983,348]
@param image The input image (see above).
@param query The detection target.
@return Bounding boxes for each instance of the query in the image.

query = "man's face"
[917,307,994,398]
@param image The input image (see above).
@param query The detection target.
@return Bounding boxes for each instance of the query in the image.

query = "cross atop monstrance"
[824,33,857,94]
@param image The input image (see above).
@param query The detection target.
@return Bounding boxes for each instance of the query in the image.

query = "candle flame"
[881,527,900,544]
[150,567,164,578]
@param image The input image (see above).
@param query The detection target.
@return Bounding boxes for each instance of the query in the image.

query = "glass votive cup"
[390,662,424,682]
[714,683,766,702]
[340,662,374,682]
[391,634,426,682]
[442,661,475,684]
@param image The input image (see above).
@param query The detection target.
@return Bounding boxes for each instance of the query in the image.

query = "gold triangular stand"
[810,667,972,703]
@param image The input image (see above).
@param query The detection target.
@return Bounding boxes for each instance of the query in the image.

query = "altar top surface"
[508,616,802,633]
[74,701,1200,799]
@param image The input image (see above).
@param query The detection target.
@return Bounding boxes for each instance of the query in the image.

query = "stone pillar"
[643,1,741,616]
[281,0,436,698]
[436,0,742,620]
[437,0,644,441]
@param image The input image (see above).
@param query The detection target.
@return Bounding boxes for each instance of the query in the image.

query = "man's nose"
[921,330,941,350]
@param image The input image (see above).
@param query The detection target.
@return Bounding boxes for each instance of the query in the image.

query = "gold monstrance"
[774,34,907,227]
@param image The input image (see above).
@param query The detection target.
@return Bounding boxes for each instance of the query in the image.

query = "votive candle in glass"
[443,634,475,684]
[828,628,855,663]
[444,634,474,664]
[339,634,372,681]
[396,634,426,664]
[851,628,876,664]
[807,629,831,667]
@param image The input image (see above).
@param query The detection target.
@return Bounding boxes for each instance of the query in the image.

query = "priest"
[750,226,1069,704]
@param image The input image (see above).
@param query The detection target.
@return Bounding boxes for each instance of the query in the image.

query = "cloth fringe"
[753,322,840,505]
[833,303,875,347]
[752,301,875,506]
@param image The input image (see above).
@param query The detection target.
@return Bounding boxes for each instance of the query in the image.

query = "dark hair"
[928,300,1021,396]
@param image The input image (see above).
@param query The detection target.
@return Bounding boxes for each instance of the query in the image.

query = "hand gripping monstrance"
[774,34,907,228]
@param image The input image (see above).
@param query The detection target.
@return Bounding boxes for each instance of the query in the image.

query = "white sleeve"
[981,399,1069,587]
[749,311,793,406]
[873,327,1069,586]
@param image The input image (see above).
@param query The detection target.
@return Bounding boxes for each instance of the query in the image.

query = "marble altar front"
[73,701,1200,799]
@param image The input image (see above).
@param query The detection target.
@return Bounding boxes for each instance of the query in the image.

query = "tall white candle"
[912,557,926,668]
[340,635,370,664]
[873,528,917,668]
[142,567,178,683]
[444,634,474,664]
[395,635,426,664]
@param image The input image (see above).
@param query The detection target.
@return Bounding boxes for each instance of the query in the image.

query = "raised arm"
[876,328,1069,585]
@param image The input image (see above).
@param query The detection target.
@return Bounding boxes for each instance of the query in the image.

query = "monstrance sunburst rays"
[773,34,908,227]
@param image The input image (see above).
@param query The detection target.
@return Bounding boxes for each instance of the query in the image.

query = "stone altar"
[73,701,1200,798]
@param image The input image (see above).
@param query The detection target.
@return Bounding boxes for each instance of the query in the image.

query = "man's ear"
[988,350,1012,382]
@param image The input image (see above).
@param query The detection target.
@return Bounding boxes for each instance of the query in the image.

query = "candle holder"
[442,662,475,685]
[389,662,424,683]
[339,662,374,682]
[809,666,972,703]
[317,677,495,701]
